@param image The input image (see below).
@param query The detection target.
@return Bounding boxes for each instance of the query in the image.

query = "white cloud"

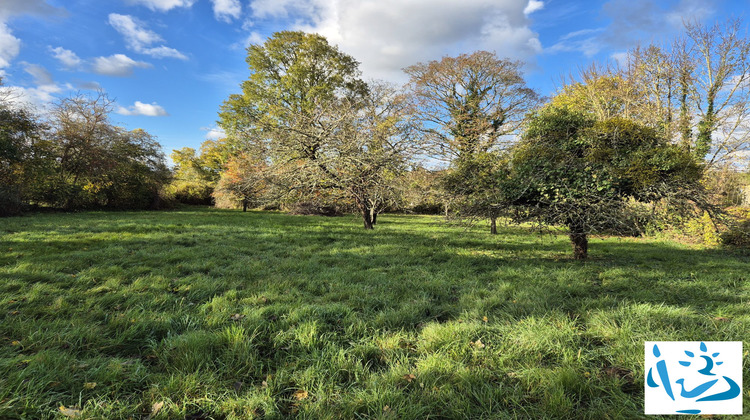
[49,46,82,69]
[523,0,544,16]
[250,0,542,82]
[0,22,20,69]
[117,100,169,116]
[24,63,54,86]
[125,0,197,12]
[92,54,151,77]
[0,0,67,72]
[548,0,716,58]
[202,126,225,140]
[108,13,188,60]
[211,0,242,22]
[0,0,66,19]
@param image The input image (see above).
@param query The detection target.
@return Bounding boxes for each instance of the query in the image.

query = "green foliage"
[506,106,706,258]
[1,208,748,418]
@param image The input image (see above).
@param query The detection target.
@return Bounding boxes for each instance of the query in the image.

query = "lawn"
[1,207,748,419]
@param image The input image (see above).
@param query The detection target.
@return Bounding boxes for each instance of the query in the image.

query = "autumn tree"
[219,32,416,229]
[213,152,269,211]
[505,105,705,259]
[404,51,540,232]
[42,92,169,209]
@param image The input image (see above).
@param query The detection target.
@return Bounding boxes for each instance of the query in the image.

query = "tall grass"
[1,207,748,419]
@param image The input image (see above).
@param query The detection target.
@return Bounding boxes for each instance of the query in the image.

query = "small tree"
[506,106,704,259]
[213,152,269,211]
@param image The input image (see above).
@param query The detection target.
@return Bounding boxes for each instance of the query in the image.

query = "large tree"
[219,31,415,229]
[404,51,540,231]
[505,106,705,259]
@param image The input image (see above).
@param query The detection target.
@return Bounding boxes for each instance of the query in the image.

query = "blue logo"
[645,341,743,415]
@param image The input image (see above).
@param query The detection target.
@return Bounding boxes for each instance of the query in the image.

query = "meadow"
[1,207,748,419]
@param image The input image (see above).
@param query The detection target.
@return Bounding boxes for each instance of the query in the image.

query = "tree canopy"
[505,105,705,259]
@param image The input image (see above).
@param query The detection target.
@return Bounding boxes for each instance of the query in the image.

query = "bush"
[722,207,750,246]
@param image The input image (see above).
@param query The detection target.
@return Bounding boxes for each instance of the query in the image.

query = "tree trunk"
[490,216,497,235]
[362,207,374,230]
[569,229,588,260]
[371,208,377,226]
[242,199,248,212]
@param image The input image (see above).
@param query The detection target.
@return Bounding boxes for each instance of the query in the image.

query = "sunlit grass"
[1,207,748,419]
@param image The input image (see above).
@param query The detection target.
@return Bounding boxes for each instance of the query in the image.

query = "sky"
[0,0,743,158]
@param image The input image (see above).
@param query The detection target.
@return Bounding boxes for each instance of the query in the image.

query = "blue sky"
[0,0,741,157]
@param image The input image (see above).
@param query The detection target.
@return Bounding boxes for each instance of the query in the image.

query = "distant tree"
[404,51,540,231]
[0,92,45,216]
[505,106,705,259]
[168,138,233,205]
[43,92,169,209]
[219,32,416,229]
[213,152,269,211]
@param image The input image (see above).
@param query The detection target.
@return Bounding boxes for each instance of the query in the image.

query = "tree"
[219,32,415,229]
[168,138,233,205]
[505,106,704,259]
[404,51,540,232]
[43,92,169,209]
[0,92,45,216]
[213,152,269,211]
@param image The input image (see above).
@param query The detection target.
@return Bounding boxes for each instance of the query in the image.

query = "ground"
[1,207,748,419]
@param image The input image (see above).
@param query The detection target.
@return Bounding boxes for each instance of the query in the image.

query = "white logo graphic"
[645,341,743,415]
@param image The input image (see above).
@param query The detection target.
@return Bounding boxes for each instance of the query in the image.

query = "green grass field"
[1,207,748,419]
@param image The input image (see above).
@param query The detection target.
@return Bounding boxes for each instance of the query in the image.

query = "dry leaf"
[261,380,268,388]
[402,373,416,383]
[293,390,308,400]
[83,382,97,389]
[10,340,21,346]
[59,405,81,418]
[482,316,488,323]
[383,405,391,413]
[471,339,485,349]
[151,401,164,417]
[230,313,245,321]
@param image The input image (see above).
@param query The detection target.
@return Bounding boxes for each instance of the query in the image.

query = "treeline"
[3,20,749,258]
[168,22,749,257]
[1,90,170,216]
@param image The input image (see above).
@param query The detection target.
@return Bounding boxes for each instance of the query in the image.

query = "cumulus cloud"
[211,0,242,22]
[247,0,542,81]
[117,100,169,116]
[49,46,82,69]
[92,54,151,77]
[108,13,188,60]
[202,126,225,140]
[125,0,197,12]
[0,1,67,72]
[523,0,544,15]
[0,22,20,70]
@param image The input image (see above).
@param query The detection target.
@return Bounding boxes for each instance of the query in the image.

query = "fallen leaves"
[59,405,81,418]
[146,401,164,420]
[230,313,245,321]
[83,382,97,390]
[293,390,308,400]
[402,373,416,383]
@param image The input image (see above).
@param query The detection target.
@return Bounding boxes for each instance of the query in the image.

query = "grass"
[1,207,748,419]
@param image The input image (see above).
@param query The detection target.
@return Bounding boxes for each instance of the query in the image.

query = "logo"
[645,341,743,415]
